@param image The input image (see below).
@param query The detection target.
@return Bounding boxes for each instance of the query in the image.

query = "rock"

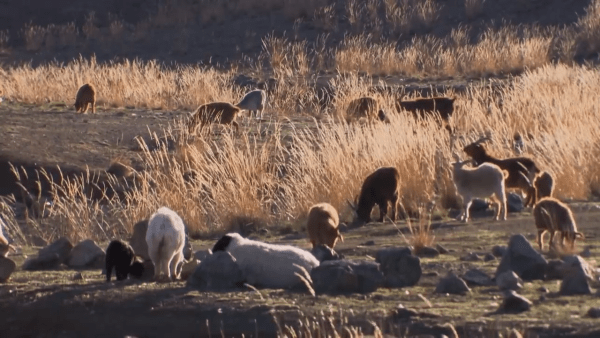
[73,272,84,280]
[498,290,532,313]
[38,237,73,265]
[415,246,440,258]
[391,304,419,319]
[495,234,548,281]
[310,260,384,294]
[435,244,449,254]
[559,255,594,295]
[538,286,549,293]
[194,249,212,261]
[580,246,592,258]
[31,235,48,247]
[375,247,421,288]
[507,193,524,213]
[484,253,496,262]
[0,257,16,282]
[462,268,493,286]
[588,307,600,318]
[311,244,343,262]
[187,251,244,291]
[460,252,481,261]
[129,219,150,260]
[492,245,507,258]
[67,239,105,268]
[496,270,523,290]
[470,199,489,212]
[435,272,471,295]
[140,260,155,281]
[363,240,375,246]
[545,259,565,280]
[179,259,200,280]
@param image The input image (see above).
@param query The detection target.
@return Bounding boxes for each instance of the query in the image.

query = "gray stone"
[580,247,592,258]
[194,249,212,261]
[129,219,150,260]
[492,245,507,257]
[363,240,375,246]
[415,246,440,258]
[498,290,532,313]
[187,251,244,291]
[310,244,343,262]
[0,257,16,282]
[31,235,48,247]
[507,193,524,213]
[376,247,421,288]
[496,270,523,291]
[588,307,600,318]
[559,255,594,295]
[495,234,548,281]
[436,244,449,254]
[67,239,105,268]
[22,253,61,270]
[484,253,496,262]
[73,272,84,280]
[39,237,73,265]
[462,268,493,286]
[460,252,481,261]
[310,260,384,294]
[435,272,471,295]
[470,199,489,212]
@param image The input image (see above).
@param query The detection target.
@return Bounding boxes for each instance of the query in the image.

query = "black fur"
[212,235,233,252]
[105,240,144,282]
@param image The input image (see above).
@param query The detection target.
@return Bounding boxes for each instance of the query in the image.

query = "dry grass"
[273,311,383,338]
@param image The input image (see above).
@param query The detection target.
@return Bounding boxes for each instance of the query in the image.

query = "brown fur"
[348,167,400,225]
[534,171,554,202]
[346,97,386,124]
[396,97,456,133]
[107,160,134,179]
[75,83,96,113]
[533,197,583,250]
[306,203,344,249]
[188,102,241,135]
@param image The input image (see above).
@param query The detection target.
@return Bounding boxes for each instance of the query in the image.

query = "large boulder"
[498,290,532,314]
[375,247,421,288]
[23,237,73,271]
[435,272,471,295]
[507,193,524,213]
[559,255,595,295]
[495,234,548,281]
[67,239,105,269]
[187,251,244,291]
[496,270,523,291]
[0,257,16,282]
[462,268,493,287]
[310,260,384,294]
[310,244,343,263]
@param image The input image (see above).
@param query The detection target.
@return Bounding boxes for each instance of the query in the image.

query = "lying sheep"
[345,97,387,124]
[188,102,241,135]
[146,207,186,281]
[347,167,400,226]
[212,232,320,289]
[451,157,507,222]
[74,83,96,114]
[235,89,266,119]
[534,171,554,202]
[396,96,455,133]
[533,197,583,250]
[306,203,344,249]
[105,239,145,282]
[464,136,540,207]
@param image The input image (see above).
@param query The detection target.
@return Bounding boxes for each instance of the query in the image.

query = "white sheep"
[146,207,186,281]
[451,157,507,222]
[212,233,320,289]
[235,89,267,119]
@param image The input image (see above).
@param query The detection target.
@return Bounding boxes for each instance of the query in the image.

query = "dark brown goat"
[347,167,400,226]
[463,137,540,207]
[396,97,456,133]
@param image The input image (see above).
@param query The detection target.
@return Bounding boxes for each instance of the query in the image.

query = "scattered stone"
[423,271,440,277]
[39,237,73,264]
[470,199,489,212]
[187,251,244,291]
[362,240,375,246]
[67,239,105,268]
[484,253,496,262]
[375,247,421,288]
[435,244,449,254]
[460,252,482,261]
[179,259,200,280]
[498,290,532,313]
[496,270,523,291]
[538,286,549,293]
[194,249,212,261]
[507,193,524,213]
[311,244,343,262]
[492,245,507,258]
[588,307,600,318]
[545,259,564,280]
[31,235,48,247]
[73,272,84,280]
[129,219,150,260]
[310,260,384,294]
[391,304,419,319]
[435,272,471,295]
[495,234,548,281]
[415,246,440,258]
[560,255,594,295]
[0,257,16,282]
[580,246,592,258]
[539,294,546,302]
[462,268,493,286]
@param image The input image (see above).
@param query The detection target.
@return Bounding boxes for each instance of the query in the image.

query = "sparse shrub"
[465,0,486,20]
[82,12,100,40]
[21,23,47,52]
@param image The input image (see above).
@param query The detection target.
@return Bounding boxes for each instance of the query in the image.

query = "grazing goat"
[346,97,387,124]
[146,207,186,281]
[451,157,507,222]
[306,203,344,249]
[235,89,266,119]
[463,137,540,207]
[74,83,96,114]
[188,102,241,135]
[0,220,16,258]
[396,96,456,133]
[533,197,583,250]
[105,240,145,282]
[212,233,320,289]
[534,171,554,202]
[347,167,400,226]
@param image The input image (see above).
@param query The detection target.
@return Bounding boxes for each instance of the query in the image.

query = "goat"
[146,207,186,281]
[347,167,400,226]
[533,197,583,250]
[74,83,96,114]
[188,102,241,135]
[0,219,16,258]
[463,136,540,207]
[105,240,145,282]
[396,96,456,133]
[235,89,267,119]
[533,171,554,202]
[451,156,507,222]
[346,97,387,124]
[306,203,344,249]
[212,233,320,289]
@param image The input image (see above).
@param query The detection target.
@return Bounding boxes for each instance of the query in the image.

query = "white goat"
[0,218,16,258]
[146,207,186,281]
[235,89,267,119]
[212,233,319,289]
[451,158,507,222]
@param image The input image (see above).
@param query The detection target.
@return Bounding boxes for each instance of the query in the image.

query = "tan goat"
[74,83,96,113]
[188,102,241,135]
[533,171,554,202]
[306,203,344,249]
[533,197,583,250]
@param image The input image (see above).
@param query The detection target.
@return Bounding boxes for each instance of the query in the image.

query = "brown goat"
[534,171,554,202]
[347,167,400,226]
[74,83,96,113]
[188,102,241,135]
[463,137,540,207]
[533,197,583,250]
[346,97,387,124]
[396,96,456,133]
[306,203,344,249]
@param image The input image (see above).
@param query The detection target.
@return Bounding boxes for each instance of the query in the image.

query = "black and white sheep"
[212,233,320,289]
[146,207,186,281]
[105,239,145,282]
